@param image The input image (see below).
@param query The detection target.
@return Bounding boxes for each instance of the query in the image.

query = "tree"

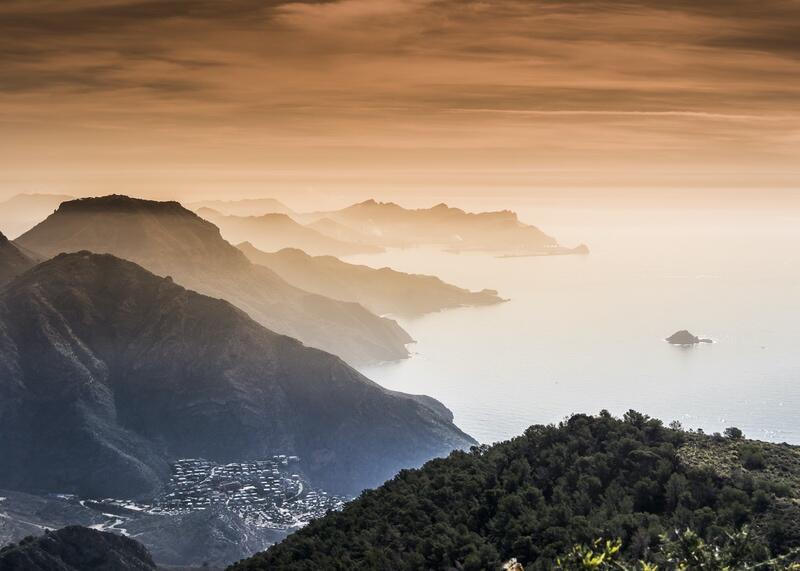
[725,427,744,440]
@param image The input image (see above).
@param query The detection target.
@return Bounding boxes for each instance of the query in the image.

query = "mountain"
[198,209,382,256]
[15,195,411,365]
[230,411,800,570]
[0,193,73,239]
[304,200,576,255]
[188,198,294,217]
[238,243,505,316]
[0,232,37,285]
[0,526,156,570]
[0,252,474,499]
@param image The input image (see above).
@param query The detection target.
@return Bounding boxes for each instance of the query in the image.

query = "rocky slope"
[0,526,156,570]
[0,252,474,498]
[15,195,410,365]
[238,243,505,316]
[198,209,382,256]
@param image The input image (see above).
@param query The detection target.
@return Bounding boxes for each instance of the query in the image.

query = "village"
[94,456,347,530]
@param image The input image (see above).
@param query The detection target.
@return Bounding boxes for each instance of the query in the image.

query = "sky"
[1,0,798,204]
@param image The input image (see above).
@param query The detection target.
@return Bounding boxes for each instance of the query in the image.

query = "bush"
[740,444,766,470]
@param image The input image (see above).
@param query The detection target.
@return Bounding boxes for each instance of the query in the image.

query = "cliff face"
[15,195,411,365]
[239,243,504,316]
[0,252,474,498]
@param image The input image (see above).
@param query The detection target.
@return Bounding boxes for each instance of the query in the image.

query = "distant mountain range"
[238,243,505,316]
[188,198,294,217]
[0,251,474,499]
[301,199,584,255]
[198,208,383,256]
[15,195,410,365]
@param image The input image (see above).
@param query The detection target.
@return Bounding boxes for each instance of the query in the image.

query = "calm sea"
[349,204,800,445]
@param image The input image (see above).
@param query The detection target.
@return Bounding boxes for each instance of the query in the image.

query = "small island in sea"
[666,330,713,345]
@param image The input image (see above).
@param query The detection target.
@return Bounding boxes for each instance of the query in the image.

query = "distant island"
[666,330,713,345]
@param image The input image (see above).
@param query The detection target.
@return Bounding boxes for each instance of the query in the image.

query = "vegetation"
[229,411,800,571]
[554,529,800,570]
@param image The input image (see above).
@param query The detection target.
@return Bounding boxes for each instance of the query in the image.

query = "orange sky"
[1,0,798,203]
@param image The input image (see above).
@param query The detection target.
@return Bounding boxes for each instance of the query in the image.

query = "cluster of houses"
[148,456,346,529]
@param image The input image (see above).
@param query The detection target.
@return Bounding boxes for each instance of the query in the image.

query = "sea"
[348,202,800,445]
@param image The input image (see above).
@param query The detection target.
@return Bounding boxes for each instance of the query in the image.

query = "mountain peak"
[18,194,249,275]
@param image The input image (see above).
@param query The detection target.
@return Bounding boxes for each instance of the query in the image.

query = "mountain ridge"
[15,195,411,365]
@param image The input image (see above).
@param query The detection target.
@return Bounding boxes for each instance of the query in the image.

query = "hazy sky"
[1,0,798,203]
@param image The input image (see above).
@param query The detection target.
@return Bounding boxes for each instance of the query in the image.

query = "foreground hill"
[0,232,37,285]
[238,243,505,316]
[0,526,156,570]
[199,209,382,256]
[15,195,410,365]
[231,411,800,570]
[304,200,582,255]
[0,252,474,498]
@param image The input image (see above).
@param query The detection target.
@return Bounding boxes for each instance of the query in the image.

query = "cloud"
[0,0,798,191]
